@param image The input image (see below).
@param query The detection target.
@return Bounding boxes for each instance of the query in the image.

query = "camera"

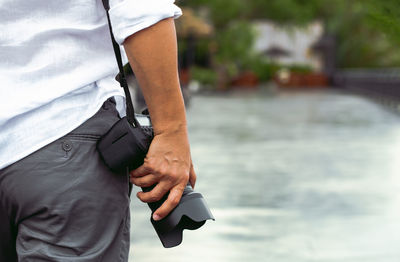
[97,114,214,248]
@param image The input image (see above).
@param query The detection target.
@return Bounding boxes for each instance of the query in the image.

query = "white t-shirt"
[0,0,182,169]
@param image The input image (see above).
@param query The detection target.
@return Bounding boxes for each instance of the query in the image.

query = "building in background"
[253,21,324,72]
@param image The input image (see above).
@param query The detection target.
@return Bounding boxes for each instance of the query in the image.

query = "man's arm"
[123,18,196,221]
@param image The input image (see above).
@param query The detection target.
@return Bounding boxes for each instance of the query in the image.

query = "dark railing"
[333,68,400,99]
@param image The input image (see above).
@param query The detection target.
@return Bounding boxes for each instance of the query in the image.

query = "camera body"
[97,115,214,248]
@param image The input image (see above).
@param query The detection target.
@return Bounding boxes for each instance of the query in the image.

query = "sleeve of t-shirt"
[108,0,182,45]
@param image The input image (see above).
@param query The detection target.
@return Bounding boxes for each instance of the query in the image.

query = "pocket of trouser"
[67,98,121,138]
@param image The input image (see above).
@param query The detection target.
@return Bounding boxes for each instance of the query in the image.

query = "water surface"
[129,89,400,262]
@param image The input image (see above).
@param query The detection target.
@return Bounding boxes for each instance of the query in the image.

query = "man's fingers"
[136,182,170,203]
[189,163,196,189]
[130,174,157,187]
[130,164,150,178]
[153,186,184,221]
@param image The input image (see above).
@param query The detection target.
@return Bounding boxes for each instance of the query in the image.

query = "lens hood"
[150,190,215,248]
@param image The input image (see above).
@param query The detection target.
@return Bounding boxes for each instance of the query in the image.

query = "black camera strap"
[101,0,138,127]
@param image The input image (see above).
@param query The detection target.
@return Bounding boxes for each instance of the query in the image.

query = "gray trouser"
[0,98,130,261]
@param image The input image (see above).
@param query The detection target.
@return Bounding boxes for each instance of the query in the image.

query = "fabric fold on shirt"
[109,0,182,44]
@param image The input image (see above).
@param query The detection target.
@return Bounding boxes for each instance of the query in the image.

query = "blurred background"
[128,1,400,261]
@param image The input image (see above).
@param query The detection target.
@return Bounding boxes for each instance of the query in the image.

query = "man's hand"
[122,18,195,221]
[130,129,196,221]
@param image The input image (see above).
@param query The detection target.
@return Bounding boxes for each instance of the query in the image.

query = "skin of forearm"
[122,18,187,136]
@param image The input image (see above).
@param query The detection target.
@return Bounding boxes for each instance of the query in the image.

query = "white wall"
[253,21,324,71]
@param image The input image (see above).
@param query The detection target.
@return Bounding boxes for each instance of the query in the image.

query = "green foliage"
[287,64,313,74]
[180,0,323,27]
[179,0,249,28]
[214,21,256,64]
[242,57,280,82]
[191,66,218,86]
[324,1,400,68]
[180,0,400,77]
[363,0,400,43]
[248,0,319,25]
